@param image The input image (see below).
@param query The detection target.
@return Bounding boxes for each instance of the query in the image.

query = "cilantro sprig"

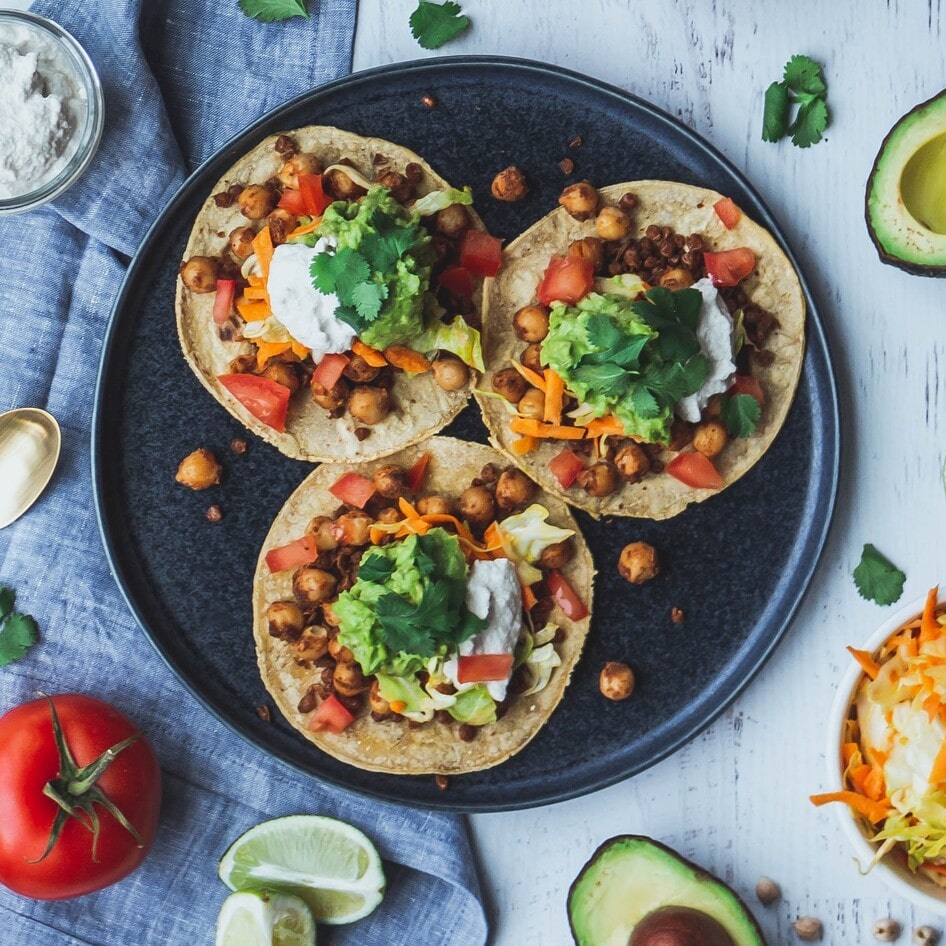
[853,544,906,606]
[762,54,829,148]
[0,585,40,667]
[719,393,761,438]
[238,0,308,22]
[409,1,470,49]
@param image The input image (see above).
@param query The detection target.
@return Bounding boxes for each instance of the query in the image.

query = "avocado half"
[567,835,766,946]
[866,89,946,275]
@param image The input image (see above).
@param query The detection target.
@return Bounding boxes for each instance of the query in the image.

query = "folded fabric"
[0,2,487,944]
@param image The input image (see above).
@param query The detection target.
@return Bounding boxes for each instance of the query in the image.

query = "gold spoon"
[0,408,61,529]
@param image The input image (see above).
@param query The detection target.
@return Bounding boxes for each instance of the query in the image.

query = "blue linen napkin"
[0,2,488,944]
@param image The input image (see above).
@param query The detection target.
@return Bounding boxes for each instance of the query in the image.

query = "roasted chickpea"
[558,181,599,220]
[267,208,298,245]
[577,460,620,497]
[458,485,497,527]
[375,169,413,203]
[238,184,277,220]
[513,304,550,343]
[416,495,455,516]
[520,343,544,373]
[376,505,404,524]
[343,354,380,384]
[175,448,222,490]
[567,236,605,272]
[228,353,257,374]
[179,256,218,293]
[490,165,528,202]
[321,601,341,627]
[333,660,369,697]
[291,625,330,661]
[537,538,574,570]
[266,601,304,641]
[431,354,470,392]
[599,661,635,701]
[259,359,302,393]
[277,152,323,189]
[228,226,256,260]
[323,167,367,201]
[311,376,350,411]
[618,541,660,584]
[491,367,528,404]
[693,420,729,458]
[517,388,546,420]
[435,203,471,237]
[327,634,355,663]
[668,418,694,451]
[594,206,632,241]
[292,567,337,608]
[613,442,651,483]
[368,678,393,719]
[348,386,390,425]
[331,510,374,547]
[373,464,409,499]
[495,468,536,511]
[658,267,695,290]
[307,515,339,551]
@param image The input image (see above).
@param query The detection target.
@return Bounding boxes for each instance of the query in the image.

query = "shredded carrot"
[242,286,269,301]
[920,585,941,642]
[848,764,873,796]
[923,692,942,721]
[930,738,946,786]
[809,791,890,824]
[389,700,407,714]
[246,274,265,289]
[922,861,946,876]
[251,227,274,280]
[236,299,271,323]
[584,415,624,438]
[863,765,886,801]
[510,416,587,440]
[521,581,538,612]
[255,340,291,370]
[483,522,503,551]
[510,360,546,392]
[384,345,431,374]
[543,369,565,425]
[511,435,538,456]
[291,340,309,360]
[352,339,388,367]
[841,742,860,767]
[847,646,881,680]
[287,217,323,239]
[397,497,422,519]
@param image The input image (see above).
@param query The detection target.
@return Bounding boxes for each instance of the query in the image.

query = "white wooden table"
[350,2,946,944]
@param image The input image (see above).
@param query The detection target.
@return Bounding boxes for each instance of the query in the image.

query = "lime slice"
[215,890,315,946]
[219,815,386,925]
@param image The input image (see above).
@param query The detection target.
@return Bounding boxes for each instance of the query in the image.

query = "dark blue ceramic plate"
[93,57,839,812]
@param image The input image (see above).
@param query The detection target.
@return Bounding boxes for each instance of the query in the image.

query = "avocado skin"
[865,88,946,277]
[567,835,767,946]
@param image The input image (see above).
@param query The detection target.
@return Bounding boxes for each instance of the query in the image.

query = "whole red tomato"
[0,693,161,900]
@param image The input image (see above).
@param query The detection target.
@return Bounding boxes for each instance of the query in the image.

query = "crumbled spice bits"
[230,438,247,455]
[558,157,575,175]
[435,775,449,790]
[206,504,223,523]
[421,93,438,108]
[255,705,271,722]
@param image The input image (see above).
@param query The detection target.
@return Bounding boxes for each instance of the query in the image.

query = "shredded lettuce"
[447,685,497,726]
[411,315,485,370]
[516,622,562,696]
[411,186,474,217]
[375,670,456,723]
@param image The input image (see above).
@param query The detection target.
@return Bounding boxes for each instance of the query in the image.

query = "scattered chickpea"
[558,157,575,175]
[517,388,546,420]
[343,354,380,384]
[576,461,620,498]
[348,386,390,425]
[491,367,529,404]
[417,495,455,516]
[260,359,301,393]
[421,93,438,108]
[431,354,470,391]
[333,661,369,697]
[179,256,218,293]
[292,567,337,608]
[311,377,349,412]
[323,167,367,201]
[670,607,685,624]
[594,206,632,241]
[567,236,604,272]
[513,304,550,343]
[495,468,536,510]
[558,181,598,220]
[307,515,339,551]
[373,464,409,499]
[175,448,222,490]
[872,919,900,942]
[458,485,496,527]
[537,538,574,570]
[205,504,223,522]
[491,165,529,202]
[914,926,941,945]
[693,420,729,458]
[228,226,256,260]
[613,442,651,483]
[618,541,660,585]
[238,184,277,220]
[266,601,304,641]
[267,208,297,245]
[792,917,823,942]
[291,626,330,662]
[277,152,322,189]
[754,876,781,906]
[599,662,635,701]
[435,203,471,237]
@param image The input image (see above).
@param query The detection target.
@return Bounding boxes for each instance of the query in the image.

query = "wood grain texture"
[352,1,946,943]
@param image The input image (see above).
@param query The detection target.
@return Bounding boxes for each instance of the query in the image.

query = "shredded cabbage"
[411,186,474,217]
[496,504,575,586]
[411,315,485,370]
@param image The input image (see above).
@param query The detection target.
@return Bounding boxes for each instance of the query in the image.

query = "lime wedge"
[219,815,386,925]
[215,890,315,946]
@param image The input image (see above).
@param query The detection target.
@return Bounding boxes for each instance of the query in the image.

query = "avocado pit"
[629,906,737,946]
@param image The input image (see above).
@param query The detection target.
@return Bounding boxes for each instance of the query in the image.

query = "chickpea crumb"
[230,438,247,455]
[671,607,685,624]
[435,774,449,791]
[558,157,575,175]
[618,541,660,585]
[491,165,529,202]
[568,135,583,149]
[599,662,635,701]
[255,705,271,723]
[422,93,438,108]
[205,504,223,523]
[175,448,222,491]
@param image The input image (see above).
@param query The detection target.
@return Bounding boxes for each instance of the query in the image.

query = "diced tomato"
[536,255,595,306]
[549,448,585,489]
[406,452,430,492]
[308,694,355,733]
[547,569,588,621]
[727,374,765,406]
[666,452,724,490]
[329,472,376,509]
[212,279,236,326]
[298,173,332,217]
[713,197,741,230]
[438,264,475,297]
[703,247,756,287]
[311,352,349,391]
[277,188,308,216]
[265,534,319,573]
[457,653,514,683]
[459,230,503,277]
[217,373,291,432]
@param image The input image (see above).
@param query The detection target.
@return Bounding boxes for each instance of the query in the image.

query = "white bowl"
[827,591,946,914]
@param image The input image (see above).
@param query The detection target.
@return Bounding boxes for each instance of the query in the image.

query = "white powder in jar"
[0,21,87,200]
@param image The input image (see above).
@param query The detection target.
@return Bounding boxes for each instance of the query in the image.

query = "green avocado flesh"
[866,89,946,275]
[567,836,766,946]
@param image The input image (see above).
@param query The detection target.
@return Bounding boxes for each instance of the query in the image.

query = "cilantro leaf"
[762,81,790,143]
[853,544,906,606]
[790,97,829,148]
[632,288,703,364]
[409,0,470,50]
[0,586,13,622]
[238,0,308,22]
[573,362,630,399]
[351,281,389,323]
[783,54,826,96]
[361,218,417,273]
[0,612,39,667]
[719,393,761,437]
[628,386,660,419]
[358,555,396,584]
